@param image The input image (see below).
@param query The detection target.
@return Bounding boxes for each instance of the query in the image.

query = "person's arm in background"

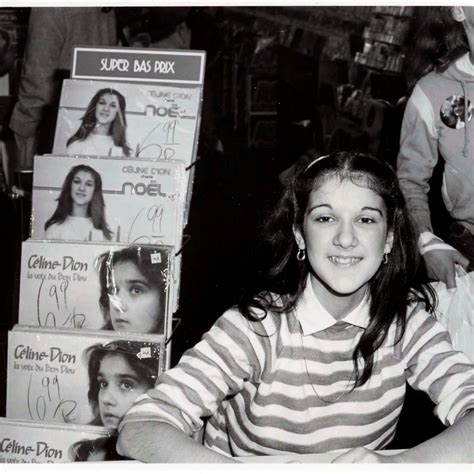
[397,85,469,289]
[8,8,66,172]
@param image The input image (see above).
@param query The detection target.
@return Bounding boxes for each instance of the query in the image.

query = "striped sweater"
[119,281,474,457]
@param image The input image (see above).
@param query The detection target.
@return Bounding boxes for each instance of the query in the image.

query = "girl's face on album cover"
[95,93,119,127]
[71,171,95,207]
[108,260,162,333]
[97,353,150,429]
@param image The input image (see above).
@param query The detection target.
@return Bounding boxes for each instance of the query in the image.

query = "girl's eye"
[358,217,376,224]
[85,181,94,188]
[130,286,144,295]
[121,380,134,390]
[98,380,108,389]
[314,216,334,223]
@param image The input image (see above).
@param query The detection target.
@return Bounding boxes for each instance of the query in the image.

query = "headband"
[90,340,161,362]
[304,154,331,172]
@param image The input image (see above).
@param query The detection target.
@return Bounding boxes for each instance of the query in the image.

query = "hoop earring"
[452,6,466,22]
[383,253,388,264]
[297,248,306,261]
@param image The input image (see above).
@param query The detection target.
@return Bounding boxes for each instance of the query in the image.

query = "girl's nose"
[108,293,127,313]
[101,387,117,406]
[333,221,358,248]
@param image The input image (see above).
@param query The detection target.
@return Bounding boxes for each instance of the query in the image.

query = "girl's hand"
[332,447,397,463]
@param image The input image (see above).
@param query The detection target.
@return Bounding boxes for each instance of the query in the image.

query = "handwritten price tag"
[36,279,86,329]
[27,374,78,423]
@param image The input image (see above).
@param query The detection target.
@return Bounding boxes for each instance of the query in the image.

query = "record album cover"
[0,418,113,463]
[53,78,202,169]
[30,154,186,247]
[19,240,175,335]
[7,326,164,426]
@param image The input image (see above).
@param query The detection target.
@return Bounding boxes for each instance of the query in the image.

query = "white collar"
[456,53,474,76]
[295,276,370,335]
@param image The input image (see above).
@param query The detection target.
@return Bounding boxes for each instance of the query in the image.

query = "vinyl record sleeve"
[30,154,186,247]
[18,240,175,335]
[7,326,164,426]
[53,78,202,168]
[0,418,112,463]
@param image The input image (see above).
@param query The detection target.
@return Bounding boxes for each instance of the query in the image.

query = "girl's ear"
[292,225,305,250]
[452,6,466,22]
[384,230,394,255]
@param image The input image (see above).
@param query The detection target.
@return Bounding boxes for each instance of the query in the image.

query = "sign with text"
[72,47,206,85]
[7,327,164,426]
[31,155,186,247]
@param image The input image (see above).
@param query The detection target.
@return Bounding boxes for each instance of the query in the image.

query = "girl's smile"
[95,93,119,128]
[71,171,95,207]
[327,255,363,266]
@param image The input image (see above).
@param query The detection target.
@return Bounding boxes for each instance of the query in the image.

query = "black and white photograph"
[0,3,472,468]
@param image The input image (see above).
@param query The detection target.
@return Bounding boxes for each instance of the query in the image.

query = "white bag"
[432,270,474,363]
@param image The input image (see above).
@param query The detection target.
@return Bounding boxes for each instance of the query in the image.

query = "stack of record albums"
[1,46,206,463]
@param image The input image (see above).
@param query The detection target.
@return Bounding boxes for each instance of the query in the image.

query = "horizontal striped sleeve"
[399,305,474,425]
[119,309,266,435]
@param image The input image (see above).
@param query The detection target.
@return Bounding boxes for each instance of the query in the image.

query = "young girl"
[117,151,473,462]
[69,340,160,461]
[44,164,113,241]
[66,88,131,157]
[85,340,160,429]
[397,6,473,290]
[97,246,167,334]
